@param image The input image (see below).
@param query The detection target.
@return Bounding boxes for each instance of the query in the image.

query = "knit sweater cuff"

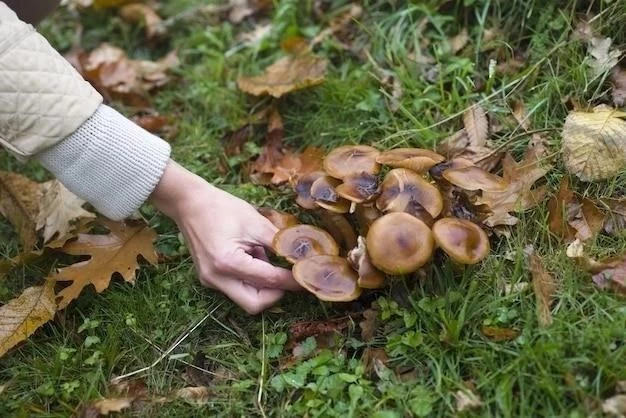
[36,104,171,220]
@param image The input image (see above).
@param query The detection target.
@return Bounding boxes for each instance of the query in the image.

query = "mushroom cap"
[257,207,299,230]
[323,145,381,179]
[366,212,435,274]
[432,217,490,264]
[442,166,507,192]
[310,175,350,213]
[376,168,443,218]
[292,255,361,302]
[335,172,380,203]
[273,225,339,263]
[347,236,385,289]
[293,171,326,209]
[376,148,445,172]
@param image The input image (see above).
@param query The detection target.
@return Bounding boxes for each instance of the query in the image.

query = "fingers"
[216,277,284,315]
[225,248,302,291]
[250,216,279,248]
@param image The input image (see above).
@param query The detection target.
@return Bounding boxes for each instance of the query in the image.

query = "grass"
[1,0,626,416]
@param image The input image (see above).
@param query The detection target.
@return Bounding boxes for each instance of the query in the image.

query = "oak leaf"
[476,137,550,226]
[49,219,158,309]
[0,282,56,357]
[454,388,483,412]
[463,104,488,147]
[119,3,165,39]
[525,247,557,327]
[0,172,42,249]
[237,55,328,98]
[38,180,95,244]
[547,178,604,242]
[561,105,626,181]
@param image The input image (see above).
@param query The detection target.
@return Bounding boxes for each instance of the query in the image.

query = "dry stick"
[111,302,224,384]
[256,314,268,418]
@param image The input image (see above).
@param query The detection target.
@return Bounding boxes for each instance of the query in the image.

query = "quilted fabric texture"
[0,2,102,158]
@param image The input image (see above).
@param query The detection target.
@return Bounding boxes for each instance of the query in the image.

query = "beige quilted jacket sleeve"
[0,2,102,158]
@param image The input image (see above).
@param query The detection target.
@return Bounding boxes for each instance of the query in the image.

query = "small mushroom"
[376,168,443,218]
[376,148,445,172]
[354,203,382,234]
[317,210,358,251]
[310,175,350,213]
[335,172,380,204]
[292,171,326,209]
[432,217,490,264]
[442,166,507,192]
[292,255,361,302]
[324,145,381,179]
[347,236,385,289]
[366,212,435,274]
[257,207,298,230]
[273,225,339,263]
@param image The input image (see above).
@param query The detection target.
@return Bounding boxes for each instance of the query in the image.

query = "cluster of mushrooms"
[261,145,491,302]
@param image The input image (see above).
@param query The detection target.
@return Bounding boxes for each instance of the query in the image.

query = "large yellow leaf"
[49,219,158,309]
[562,105,626,181]
[237,55,328,98]
[0,282,56,357]
[0,172,41,249]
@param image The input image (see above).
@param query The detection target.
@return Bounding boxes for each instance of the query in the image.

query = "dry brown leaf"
[511,100,530,131]
[0,282,56,357]
[119,3,165,39]
[481,326,520,341]
[476,137,551,227]
[359,306,378,342]
[228,0,272,24]
[310,3,363,48]
[562,105,626,181]
[601,197,626,235]
[566,241,625,295]
[454,389,483,412]
[587,37,622,76]
[603,394,626,417]
[525,247,557,327]
[90,397,134,415]
[547,178,605,242]
[463,104,488,147]
[449,28,469,54]
[174,387,211,405]
[49,219,158,309]
[0,172,42,249]
[38,180,95,244]
[613,67,626,107]
[73,43,178,106]
[237,55,327,98]
[361,347,389,378]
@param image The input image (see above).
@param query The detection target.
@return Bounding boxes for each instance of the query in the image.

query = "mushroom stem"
[316,209,358,252]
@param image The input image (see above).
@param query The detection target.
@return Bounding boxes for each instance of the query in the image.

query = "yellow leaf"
[525,247,557,328]
[561,105,626,181]
[37,180,95,244]
[237,55,328,98]
[0,282,56,357]
[49,219,158,310]
[91,397,134,414]
[0,172,42,249]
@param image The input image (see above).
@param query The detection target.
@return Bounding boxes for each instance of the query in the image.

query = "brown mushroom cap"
[366,212,435,274]
[347,236,385,289]
[432,217,490,264]
[293,171,326,209]
[257,207,299,230]
[292,255,361,302]
[429,157,474,181]
[376,168,443,218]
[323,145,381,179]
[273,225,339,263]
[335,172,380,203]
[442,166,507,192]
[376,148,445,172]
[310,175,350,213]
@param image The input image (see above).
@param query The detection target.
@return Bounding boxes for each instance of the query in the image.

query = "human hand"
[150,160,300,314]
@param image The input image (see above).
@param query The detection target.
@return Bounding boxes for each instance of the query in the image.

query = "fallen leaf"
[238,23,273,47]
[603,394,626,417]
[237,54,327,98]
[0,172,42,249]
[525,247,557,327]
[131,113,177,139]
[463,104,488,147]
[37,180,95,244]
[359,306,379,342]
[587,36,622,76]
[477,136,551,226]
[228,0,272,24]
[119,3,166,39]
[449,28,469,54]
[288,316,352,343]
[361,347,389,378]
[73,43,178,106]
[309,3,363,48]
[613,67,626,107]
[601,197,626,235]
[481,326,520,341]
[588,255,626,296]
[547,178,604,242]
[0,282,56,357]
[511,100,530,131]
[562,105,626,181]
[454,389,483,412]
[174,387,211,405]
[49,219,158,309]
[90,398,134,415]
